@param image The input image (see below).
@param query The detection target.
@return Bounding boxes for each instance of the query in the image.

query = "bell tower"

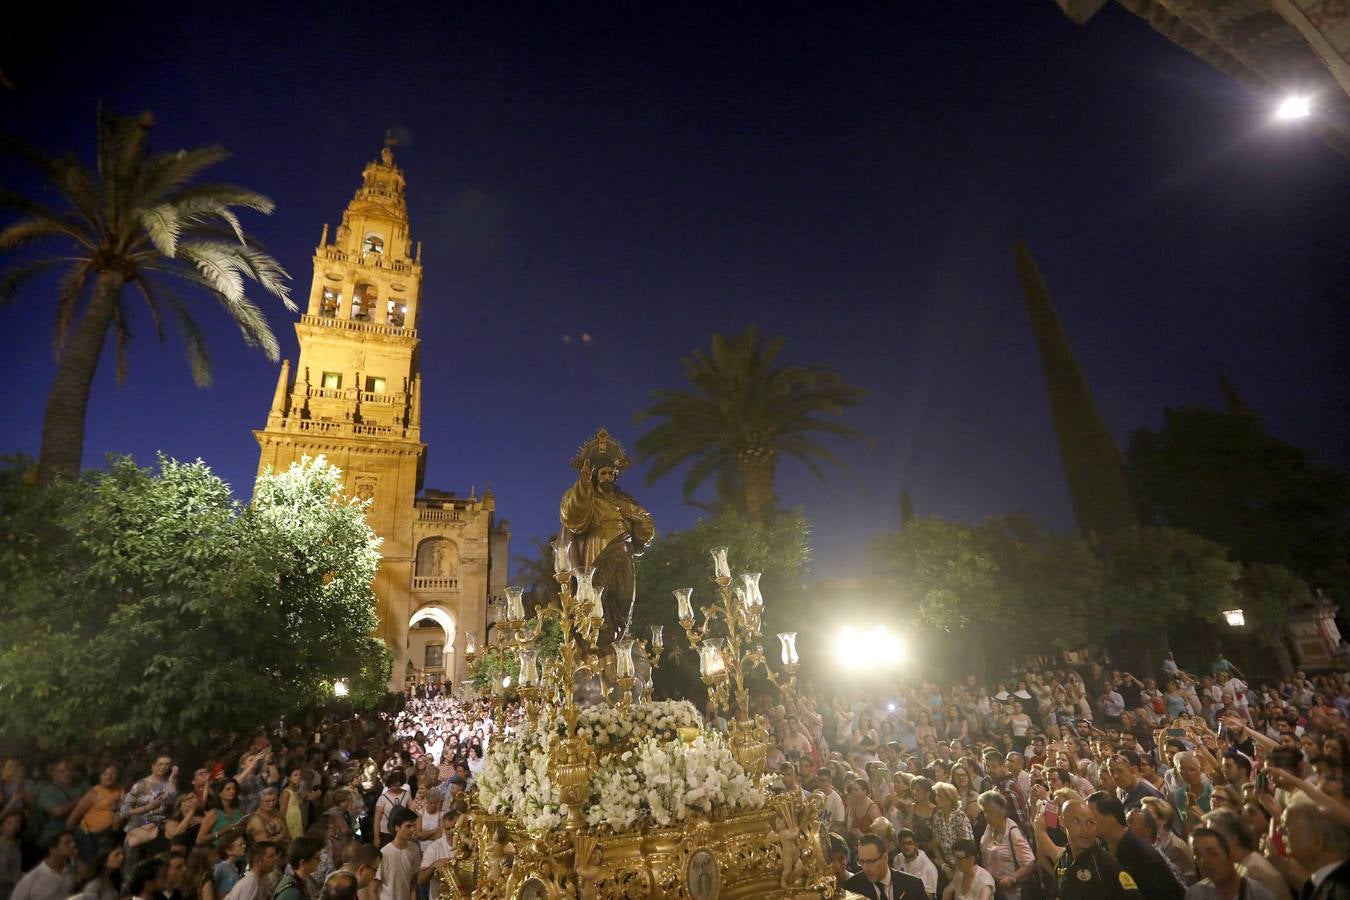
[257,142,506,691]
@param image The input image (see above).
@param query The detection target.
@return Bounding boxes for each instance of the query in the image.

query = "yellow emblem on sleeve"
[1118,871,1139,891]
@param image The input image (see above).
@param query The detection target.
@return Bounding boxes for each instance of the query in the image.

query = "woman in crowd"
[845,779,883,845]
[197,779,244,847]
[280,768,306,840]
[976,791,1034,900]
[66,765,122,862]
[932,781,974,875]
[951,764,980,823]
[246,787,288,845]
[185,847,217,900]
[944,838,995,900]
[165,793,205,848]
[78,846,123,900]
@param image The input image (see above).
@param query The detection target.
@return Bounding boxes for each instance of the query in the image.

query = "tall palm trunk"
[38,271,123,479]
[737,447,777,522]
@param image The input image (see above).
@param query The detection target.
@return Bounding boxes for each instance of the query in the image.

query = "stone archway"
[408,606,456,686]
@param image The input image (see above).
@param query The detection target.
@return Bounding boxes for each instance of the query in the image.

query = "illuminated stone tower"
[255,142,507,690]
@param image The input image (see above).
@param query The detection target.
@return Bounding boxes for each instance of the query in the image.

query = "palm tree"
[0,108,294,478]
[634,326,867,522]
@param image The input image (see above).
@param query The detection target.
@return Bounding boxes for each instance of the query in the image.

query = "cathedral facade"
[254,144,507,690]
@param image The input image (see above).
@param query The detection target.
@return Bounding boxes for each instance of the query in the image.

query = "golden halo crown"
[570,428,631,472]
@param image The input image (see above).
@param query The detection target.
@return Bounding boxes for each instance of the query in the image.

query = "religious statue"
[559,429,655,647]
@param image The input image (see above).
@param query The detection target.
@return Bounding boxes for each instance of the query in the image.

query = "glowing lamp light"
[834,625,907,670]
[1275,95,1312,120]
[615,638,637,679]
[777,631,799,666]
[742,572,764,609]
[333,679,350,697]
[464,633,478,657]
[501,675,512,690]
[650,624,664,650]
[1223,609,1246,627]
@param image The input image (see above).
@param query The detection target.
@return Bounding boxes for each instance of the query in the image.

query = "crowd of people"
[760,653,1350,899]
[5,649,1350,900]
[1,691,518,900]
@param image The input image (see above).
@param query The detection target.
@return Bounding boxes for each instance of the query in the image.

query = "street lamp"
[1222,608,1245,627]
[834,624,907,670]
[333,679,349,697]
[1274,95,1312,121]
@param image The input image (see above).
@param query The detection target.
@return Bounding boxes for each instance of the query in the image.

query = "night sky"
[4,2,1350,580]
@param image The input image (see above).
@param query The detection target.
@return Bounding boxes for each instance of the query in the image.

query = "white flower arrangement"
[476,701,765,834]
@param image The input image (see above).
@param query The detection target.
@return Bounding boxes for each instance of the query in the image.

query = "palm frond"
[0,216,87,252]
[175,242,245,303]
[137,146,231,200]
[137,204,182,257]
[53,261,94,352]
[133,275,212,386]
[146,260,279,361]
[0,256,70,306]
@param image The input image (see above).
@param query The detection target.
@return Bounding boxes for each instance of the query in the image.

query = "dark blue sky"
[4,1,1350,579]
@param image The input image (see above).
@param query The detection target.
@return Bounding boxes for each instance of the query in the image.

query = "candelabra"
[674,547,801,777]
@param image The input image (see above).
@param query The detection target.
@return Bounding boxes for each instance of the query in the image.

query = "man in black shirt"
[1087,792,1184,900]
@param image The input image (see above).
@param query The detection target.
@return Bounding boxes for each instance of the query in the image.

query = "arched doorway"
[407,606,456,690]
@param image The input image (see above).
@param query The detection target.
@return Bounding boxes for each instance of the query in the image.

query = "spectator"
[78,846,123,900]
[33,762,82,849]
[1087,791,1184,899]
[942,838,994,900]
[319,873,356,900]
[247,790,288,847]
[932,782,974,880]
[1,811,22,900]
[975,790,1034,899]
[199,781,246,848]
[1185,827,1274,900]
[896,827,938,899]
[1135,798,1198,885]
[1200,809,1291,900]
[159,850,188,900]
[9,831,75,900]
[275,838,325,900]
[211,835,247,898]
[66,765,123,862]
[120,757,178,856]
[1109,751,1167,811]
[222,842,278,900]
[1281,804,1350,899]
[842,832,928,899]
[373,776,410,849]
[375,808,419,900]
[816,770,846,833]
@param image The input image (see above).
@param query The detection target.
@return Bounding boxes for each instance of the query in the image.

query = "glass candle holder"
[710,547,731,580]
[505,586,526,622]
[550,540,572,574]
[591,586,605,620]
[518,648,540,686]
[573,567,597,604]
[615,638,636,678]
[650,624,664,650]
[465,633,478,657]
[777,631,799,666]
[742,572,763,608]
[674,588,694,622]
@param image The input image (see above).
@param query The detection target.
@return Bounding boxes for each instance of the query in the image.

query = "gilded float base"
[438,796,861,899]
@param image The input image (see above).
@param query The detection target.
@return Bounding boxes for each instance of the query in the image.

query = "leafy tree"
[512,535,561,616]
[633,327,867,522]
[1092,525,1242,652]
[0,454,388,753]
[0,108,294,478]
[1129,406,1350,603]
[868,514,1098,666]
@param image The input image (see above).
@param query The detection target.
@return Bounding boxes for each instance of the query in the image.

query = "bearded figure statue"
[559,429,656,648]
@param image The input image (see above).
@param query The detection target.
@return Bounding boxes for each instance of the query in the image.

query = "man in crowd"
[982,750,1030,828]
[894,828,937,899]
[376,806,421,900]
[8,831,74,900]
[842,833,928,899]
[276,838,326,900]
[224,842,279,900]
[1282,804,1350,899]
[1087,792,1185,899]
[158,850,187,900]
[816,769,846,833]
[1200,810,1291,900]
[1109,751,1166,811]
[1047,800,1140,898]
[1185,827,1275,899]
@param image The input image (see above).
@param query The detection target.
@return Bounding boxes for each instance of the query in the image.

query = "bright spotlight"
[1222,608,1245,627]
[835,625,906,670]
[1275,95,1311,121]
[333,679,349,697]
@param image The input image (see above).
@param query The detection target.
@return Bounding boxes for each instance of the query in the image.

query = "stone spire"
[1014,242,1137,538]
